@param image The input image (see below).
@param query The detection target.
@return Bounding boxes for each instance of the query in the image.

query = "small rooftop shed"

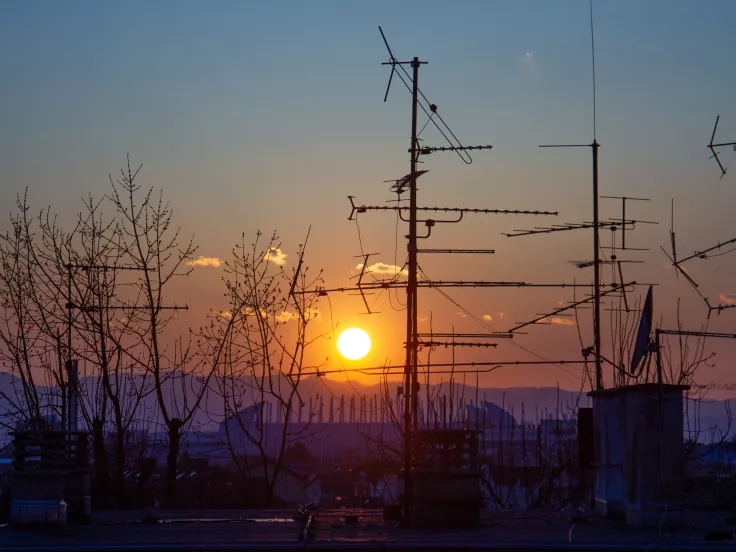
[589,383,688,527]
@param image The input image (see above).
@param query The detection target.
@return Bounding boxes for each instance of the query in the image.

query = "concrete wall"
[590,384,687,527]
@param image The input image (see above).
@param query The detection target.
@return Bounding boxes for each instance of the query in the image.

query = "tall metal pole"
[410,57,420,432]
[402,55,420,524]
[655,329,662,385]
[592,140,602,390]
[67,264,74,430]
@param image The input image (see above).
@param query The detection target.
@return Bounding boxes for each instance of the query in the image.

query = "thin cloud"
[720,292,736,305]
[521,51,540,75]
[277,308,321,323]
[356,262,406,277]
[664,263,688,274]
[418,315,428,323]
[549,317,575,327]
[456,311,468,319]
[539,316,575,327]
[187,256,222,268]
[276,311,298,323]
[482,314,493,322]
[495,312,506,320]
[264,248,288,266]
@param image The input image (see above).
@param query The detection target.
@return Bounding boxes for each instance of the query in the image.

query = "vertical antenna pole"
[410,56,420,433]
[592,141,602,389]
[67,264,73,430]
[402,55,420,524]
[655,329,662,385]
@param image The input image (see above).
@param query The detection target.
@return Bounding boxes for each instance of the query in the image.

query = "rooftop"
[3,508,736,551]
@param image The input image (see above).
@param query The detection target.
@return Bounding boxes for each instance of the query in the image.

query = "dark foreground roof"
[3,508,735,552]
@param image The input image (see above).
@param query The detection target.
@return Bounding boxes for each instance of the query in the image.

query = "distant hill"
[0,371,732,443]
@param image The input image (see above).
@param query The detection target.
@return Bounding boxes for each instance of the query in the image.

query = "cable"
[702,246,736,258]
[353,214,407,313]
[417,265,583,382]
[416,112,434,138]
[385,61,473,164]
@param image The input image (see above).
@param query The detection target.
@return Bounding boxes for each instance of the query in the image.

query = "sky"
[2,1,736,392]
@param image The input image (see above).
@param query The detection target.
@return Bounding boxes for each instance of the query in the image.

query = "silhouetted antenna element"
[707,115,736,178]
[379,26,486,165]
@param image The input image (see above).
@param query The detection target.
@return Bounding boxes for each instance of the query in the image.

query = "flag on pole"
[631,285,653,371]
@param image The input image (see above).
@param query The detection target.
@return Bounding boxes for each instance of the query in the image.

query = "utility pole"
[376,27,550,523]
[297,27,560,523]
[592,140,602,390]
[402,56,419,518]
[408,56,419,436]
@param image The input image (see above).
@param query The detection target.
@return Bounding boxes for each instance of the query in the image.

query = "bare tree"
[0,193,61,429]
[41,194,155,507]
[202,231,327,505]
[107,156,204,506]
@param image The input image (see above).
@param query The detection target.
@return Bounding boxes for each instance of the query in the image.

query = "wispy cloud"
[483,314,493,322]
[264,248,287,266]
[356,262,406,277]
[276,308,321,322]
[276,311,298,323]
[495,312,506,320]
[549,317,575,327]
[418,315,428,323]
[720,292,736,305]
[456,311,468,319]
[664,262,689,274]
[521,51,540,75]
[539,316,575,327]
[187,256,222,268]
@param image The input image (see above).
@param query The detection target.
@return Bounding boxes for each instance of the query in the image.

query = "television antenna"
[499,1,657,390]
[707,115,736,178]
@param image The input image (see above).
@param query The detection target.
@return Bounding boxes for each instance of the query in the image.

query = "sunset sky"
[2,1,736,392]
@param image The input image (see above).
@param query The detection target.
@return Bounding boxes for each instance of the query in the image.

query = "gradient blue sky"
[2,1,736,390]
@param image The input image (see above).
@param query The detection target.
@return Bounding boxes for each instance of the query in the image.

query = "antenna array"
[707,115,736,178]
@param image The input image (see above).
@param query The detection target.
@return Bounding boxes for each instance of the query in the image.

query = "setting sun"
[337,328,372,360]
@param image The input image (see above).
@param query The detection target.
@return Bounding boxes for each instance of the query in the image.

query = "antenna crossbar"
[508,282,631,333]
[299,359,590,377]
[417,341,499,349]
[418,145,493,154]
[677,236,736,265]
[348,196,558,220]
[417,249,495,254]
[416,332,513,339]
[504,221,624,238]
[295,280,631,296]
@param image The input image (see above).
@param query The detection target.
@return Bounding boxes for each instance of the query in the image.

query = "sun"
[337,328,372,361]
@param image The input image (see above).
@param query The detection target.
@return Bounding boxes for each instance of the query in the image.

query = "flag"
[631,285,653,371]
